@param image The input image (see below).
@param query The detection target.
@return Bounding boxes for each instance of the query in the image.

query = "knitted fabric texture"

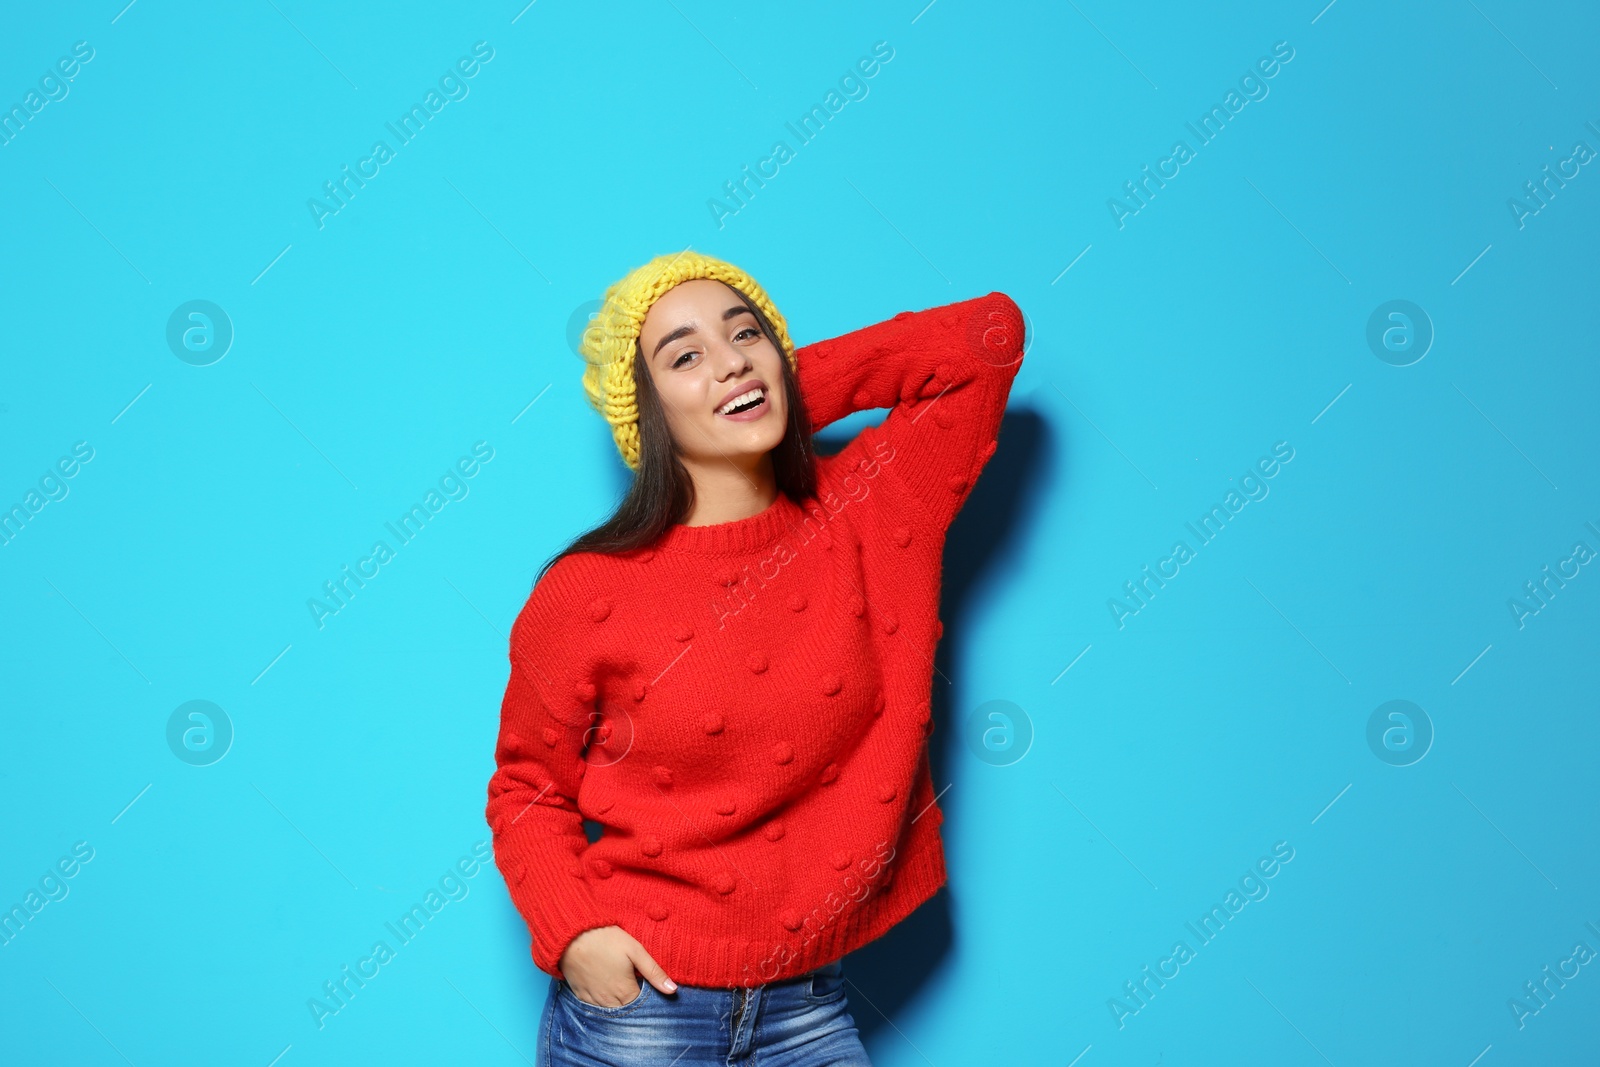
[488,291,1026,987]
[578,251,798,471]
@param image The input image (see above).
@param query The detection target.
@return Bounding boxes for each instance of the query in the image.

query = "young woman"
[485,251,1025,1066]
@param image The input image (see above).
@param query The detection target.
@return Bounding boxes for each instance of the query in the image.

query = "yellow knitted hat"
[578,251,797,471]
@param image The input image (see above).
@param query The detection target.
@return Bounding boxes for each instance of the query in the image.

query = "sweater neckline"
[654,490,804,557]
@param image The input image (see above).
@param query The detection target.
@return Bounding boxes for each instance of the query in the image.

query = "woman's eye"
[735,326,759,342]
[671,350,697,368]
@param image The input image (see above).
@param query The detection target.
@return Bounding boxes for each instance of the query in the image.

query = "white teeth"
[716,387,765,415]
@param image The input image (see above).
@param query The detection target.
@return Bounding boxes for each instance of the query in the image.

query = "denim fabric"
[538,958,872,1066]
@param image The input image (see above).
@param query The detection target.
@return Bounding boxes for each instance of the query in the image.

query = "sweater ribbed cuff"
[493,827,617,980]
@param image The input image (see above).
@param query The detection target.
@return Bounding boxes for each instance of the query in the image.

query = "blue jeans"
[538,957,872,1066]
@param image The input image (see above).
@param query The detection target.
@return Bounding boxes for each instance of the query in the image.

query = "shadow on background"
[823,404,1050,1041]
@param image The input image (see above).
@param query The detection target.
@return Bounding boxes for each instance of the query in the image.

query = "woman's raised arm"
[794,290,1027,531]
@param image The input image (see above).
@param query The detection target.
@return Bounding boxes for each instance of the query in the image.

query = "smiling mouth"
[715,387,768,418]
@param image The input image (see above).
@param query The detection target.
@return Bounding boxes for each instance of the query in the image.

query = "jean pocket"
[804,959,846,1005]
[560,977,651,1017]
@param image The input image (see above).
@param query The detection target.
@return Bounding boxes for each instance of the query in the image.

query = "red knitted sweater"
[485,290,1026,988]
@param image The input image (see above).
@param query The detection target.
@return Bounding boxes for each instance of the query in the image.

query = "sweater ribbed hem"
[614,817,949,990]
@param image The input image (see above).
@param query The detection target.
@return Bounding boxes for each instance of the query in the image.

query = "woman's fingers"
[627,943,679,995]
[570,972,640,1007]
[561,926,677,1003]
[560,927,637,1006]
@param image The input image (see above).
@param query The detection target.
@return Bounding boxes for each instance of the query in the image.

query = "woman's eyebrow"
[651,305,755,361]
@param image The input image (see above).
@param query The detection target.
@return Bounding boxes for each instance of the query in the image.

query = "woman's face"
[637,279,789,468]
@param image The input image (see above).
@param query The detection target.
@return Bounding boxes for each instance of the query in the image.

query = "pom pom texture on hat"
[578,251,798,471]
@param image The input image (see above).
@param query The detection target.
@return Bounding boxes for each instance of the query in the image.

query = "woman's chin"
[704,420,785,461]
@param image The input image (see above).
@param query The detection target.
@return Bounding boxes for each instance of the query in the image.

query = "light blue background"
[3,1,1597,1064]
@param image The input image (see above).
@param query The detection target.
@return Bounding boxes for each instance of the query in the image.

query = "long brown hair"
[535,294,818,587]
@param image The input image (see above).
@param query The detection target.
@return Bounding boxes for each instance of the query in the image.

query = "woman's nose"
[712,341,751,377]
